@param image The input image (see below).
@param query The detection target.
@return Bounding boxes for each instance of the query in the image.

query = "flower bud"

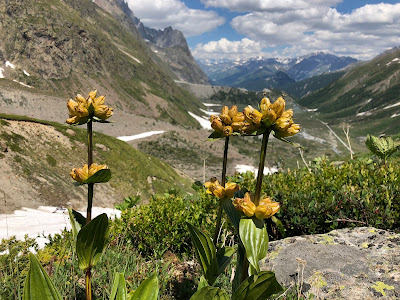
[261,108,277,126]
[274,110,293,131]
[211,117,224,133]
[271,97,285,118]
[224,182,239,199]
[228,105,238,119]
[242,123,260,134]
[275,123,300,138]
[221,106,229,116]
[213,184,225,199]
[94,95,105,106]
[244,105,262,126]
[232,112,245,123]
[231,121,245,132]
[75,94,86,104]
[88,90,97,100]
[67,100,78,114]
[223,126,233,137]
[260,97,271,113]
[254,196,280,219]
[220,114,232,125]
[233,192,256,217]
[95,105,113,120]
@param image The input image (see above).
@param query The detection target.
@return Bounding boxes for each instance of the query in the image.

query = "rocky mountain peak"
[113,0,208,84]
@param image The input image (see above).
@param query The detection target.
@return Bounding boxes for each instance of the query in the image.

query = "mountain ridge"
[299,46,400,135]
[0,0,202,127]
[197,52,358,91]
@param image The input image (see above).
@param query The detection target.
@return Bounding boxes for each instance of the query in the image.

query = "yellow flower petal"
[220,114,232,125]
[244,105,263,126]
[228,105,238,119]
[211,117,224,133]
[232,112,245,123]
[271,97,285,119]
[223,126,233,137]
[260,97,271,113]
[233,192,256,217]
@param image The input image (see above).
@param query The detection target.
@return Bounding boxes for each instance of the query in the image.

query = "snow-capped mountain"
[197,53,358,91]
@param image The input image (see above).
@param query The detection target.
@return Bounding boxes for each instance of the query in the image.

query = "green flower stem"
[213,136,230,245]
[86,120,94,300]
[86,268,92,300]
[254,130,270,206]
[86,120,93,224]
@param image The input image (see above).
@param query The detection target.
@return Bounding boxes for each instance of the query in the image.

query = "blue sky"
[125,0,400,60]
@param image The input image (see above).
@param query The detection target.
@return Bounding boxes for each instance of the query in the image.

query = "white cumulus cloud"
[192,38,264,59]
[201,0,342,12]
[226,3,400,59]
[124,0,225,36]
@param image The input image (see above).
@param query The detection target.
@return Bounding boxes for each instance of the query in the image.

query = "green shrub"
[0,236,38,299]
[234,159,400,238]
[113,191,222,258]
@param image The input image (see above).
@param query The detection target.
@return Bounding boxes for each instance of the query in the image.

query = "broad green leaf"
[68,208,85,242]
[92,116,113,123]
[186,222,219,285]
[190,286,229,300]
[23,253,62,300]
[82,169,112,184]
[272,132,303,149]
[197,276,209,291]
[239,218,269,273]
[76,213,109,271]
[232,243,246,293]
[88,103,95,115]
[232,271,283,300]
[221,197,242,232]
[366,134,399,160]
[208,131,224,140]
[128,273,158,300]
[110,273,127,300]
[216,246,235,275]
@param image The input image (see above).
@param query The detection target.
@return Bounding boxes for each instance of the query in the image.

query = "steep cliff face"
[0,0,201,127]
[113,0,209,85]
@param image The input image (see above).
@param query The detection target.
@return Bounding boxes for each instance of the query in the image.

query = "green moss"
[268,246,283,260]
[46,154,57,166]
[316,235,336,245]
[0,119,10,126]
[371,281,394,296]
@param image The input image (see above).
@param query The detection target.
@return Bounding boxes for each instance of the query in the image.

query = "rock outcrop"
[114,0,209,85]
[260,227,400,299]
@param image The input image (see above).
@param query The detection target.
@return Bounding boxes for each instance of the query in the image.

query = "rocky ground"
[261,227,400,299]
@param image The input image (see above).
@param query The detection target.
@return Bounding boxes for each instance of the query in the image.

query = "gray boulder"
[260,227,400,299]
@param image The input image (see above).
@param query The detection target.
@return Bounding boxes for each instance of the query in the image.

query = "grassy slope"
[0,114,194,210]
[0,0,201,127]
[299,48,400,136]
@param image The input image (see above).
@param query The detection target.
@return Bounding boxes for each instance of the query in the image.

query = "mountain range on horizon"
[197,52,359,91]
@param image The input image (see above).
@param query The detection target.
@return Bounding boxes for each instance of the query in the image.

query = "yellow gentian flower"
[274,123,300,138]
[254,196,280,220]
[234,193,280,219]
[209,105,244,135]
[70,163,108,183]
[204,179,239,199]
[233,192,257,217]
[244,105,263,126]
[66,90,113,124]
[270,96,285,119]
